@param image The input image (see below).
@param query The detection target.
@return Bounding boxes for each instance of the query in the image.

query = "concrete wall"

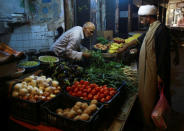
[0,0,64,52]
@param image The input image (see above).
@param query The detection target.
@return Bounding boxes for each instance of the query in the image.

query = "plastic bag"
[151,84,171,130]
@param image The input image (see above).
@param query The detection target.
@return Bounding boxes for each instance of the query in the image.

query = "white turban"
[138,5,157,16]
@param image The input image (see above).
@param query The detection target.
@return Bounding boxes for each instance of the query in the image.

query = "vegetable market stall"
[7,50,138,131]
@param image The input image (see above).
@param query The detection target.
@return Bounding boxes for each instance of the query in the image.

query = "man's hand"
[82,52,91,58]
[118,47,127,53]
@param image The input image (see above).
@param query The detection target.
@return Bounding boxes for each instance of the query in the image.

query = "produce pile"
[96,37,109,44]
[122,66,138,88]
[83,51,137,90]
[12,75,61,102]
[94,43,109,51]
[113,37,125,43]
[125,33,141,43]
[56,100,98,121]
[66,80,117,103]
[39,55,59,63]
[108,42,124,53]
[44,61,84,87]
[19,61,39,68]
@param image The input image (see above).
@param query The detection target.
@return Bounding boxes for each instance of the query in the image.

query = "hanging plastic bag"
[151,84,171,130]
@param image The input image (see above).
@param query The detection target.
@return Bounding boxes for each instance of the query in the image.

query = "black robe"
[137,24,171,105]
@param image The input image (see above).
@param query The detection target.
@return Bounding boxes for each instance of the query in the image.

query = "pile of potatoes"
[56,100,98,121]
[12,75,61,102]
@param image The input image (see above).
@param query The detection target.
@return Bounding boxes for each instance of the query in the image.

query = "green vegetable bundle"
[96,37,109,44]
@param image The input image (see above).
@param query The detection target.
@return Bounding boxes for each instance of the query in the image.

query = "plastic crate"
[117,81,127,94]
[10,96,43,125]
[64,87,121,109]
[10,80,62,125]
[41,93,104,131]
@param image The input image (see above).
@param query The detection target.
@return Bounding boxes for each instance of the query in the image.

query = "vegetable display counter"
[9,92,137,131]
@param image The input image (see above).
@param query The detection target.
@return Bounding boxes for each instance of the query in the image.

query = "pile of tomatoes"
[66,80,117,103]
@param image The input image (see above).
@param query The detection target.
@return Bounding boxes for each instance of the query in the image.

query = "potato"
[63,112,69,117]
[79,113,89,121]
[76,109,82,115]
[64,108,70,112]
[73,105,80,112]
[73,115,80,120]
[56,108,63,113]
[81,103,88,110]
[90,100,98,105]
[88,104,97,112]
[83,108,92,115]
[75,101,82,107]
[57,111,63,116]
[67,110,76,119]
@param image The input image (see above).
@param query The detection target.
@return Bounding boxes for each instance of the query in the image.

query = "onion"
[14,83,22,91]
[19,88,28,96]
[52,80,59,87]
[12,91,19,97]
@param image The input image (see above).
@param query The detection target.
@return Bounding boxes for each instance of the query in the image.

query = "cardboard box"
[97,30,113,40]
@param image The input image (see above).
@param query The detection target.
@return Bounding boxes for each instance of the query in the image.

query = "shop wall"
[0,0,65,51]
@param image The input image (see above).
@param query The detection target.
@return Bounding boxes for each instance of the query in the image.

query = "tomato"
[69,91,73,95]
[100,98,105,103]
[103,86,108,90]
[87,88,91,93]
[81,85,86,89]
[106,95,111,101]
[74,88,78,93]
[77,91,82,97]
[95,87,100,91]
[110,90,115,96]
[80,80,84,84]
[93,95,99,100]
[104,90,109,96]
[91,89,97,95]
[74,81,80,86]
[109,87,114,91]
[83,88,88,93]
[84,81,89,86]
[88,94,93,100]
[83,92,87,97]
[72,92,76,96]
[71,85,76,90]
[99,94,105,99]
[66,86,71,91]
[100,88,104,93]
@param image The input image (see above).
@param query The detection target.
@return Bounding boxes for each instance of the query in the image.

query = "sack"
[151,84,171,130]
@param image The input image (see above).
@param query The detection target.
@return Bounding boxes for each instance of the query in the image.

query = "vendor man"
[50,22,95,60]
[118,5,171,129]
